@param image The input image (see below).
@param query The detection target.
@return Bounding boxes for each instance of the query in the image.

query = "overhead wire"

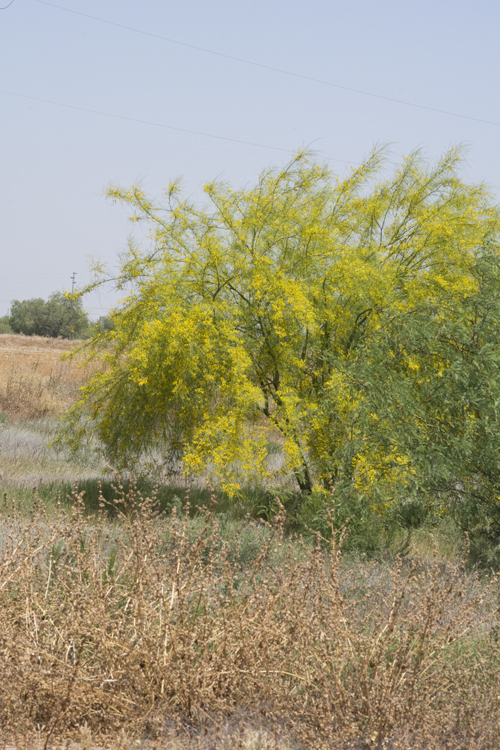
[33,0,500,127]
[1,86,498,182]
[0,88,359,164]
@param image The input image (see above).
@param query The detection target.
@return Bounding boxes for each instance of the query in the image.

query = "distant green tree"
[93,315,116,332]
[82,315,116,339]
[9,298,46,335]
[0,315,13,334]
[9,292,89,339]
[100,316,116,332]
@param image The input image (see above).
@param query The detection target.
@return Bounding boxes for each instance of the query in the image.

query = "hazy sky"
[1,0,499,319]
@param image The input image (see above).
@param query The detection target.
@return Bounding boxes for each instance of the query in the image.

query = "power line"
[1,85,498,187]
[0,88,358,164]
[0,0,15,8]
[34,0,500,128]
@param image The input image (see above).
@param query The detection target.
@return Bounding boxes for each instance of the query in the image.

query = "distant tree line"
[0,292,113,339]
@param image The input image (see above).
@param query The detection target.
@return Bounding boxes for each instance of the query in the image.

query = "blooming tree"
[64,148,500,521]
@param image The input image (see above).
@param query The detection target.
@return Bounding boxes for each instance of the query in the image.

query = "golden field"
[0,334,91,420]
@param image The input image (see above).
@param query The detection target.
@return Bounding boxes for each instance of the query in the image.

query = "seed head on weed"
[0,482,498,749]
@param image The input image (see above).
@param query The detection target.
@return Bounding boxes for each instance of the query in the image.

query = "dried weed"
[0,484,498,749]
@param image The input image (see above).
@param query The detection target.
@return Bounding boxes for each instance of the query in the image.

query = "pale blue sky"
[1,0,499,318]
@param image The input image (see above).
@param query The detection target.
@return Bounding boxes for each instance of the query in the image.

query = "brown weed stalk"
[0,485,498,749]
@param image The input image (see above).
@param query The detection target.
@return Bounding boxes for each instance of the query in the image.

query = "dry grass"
[0,335,106,505]
[0,334,84,351]
[0,484,499,750]
[0,334,92,420]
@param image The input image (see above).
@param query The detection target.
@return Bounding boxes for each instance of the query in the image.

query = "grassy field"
[0,334,499,749]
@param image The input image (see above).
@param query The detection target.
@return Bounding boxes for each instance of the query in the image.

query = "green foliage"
[83,315,116,339]
[65,148,500,532]
[0,315,13,333]
[9,291,89,339]
[99,315,116,332]
[28,476,274,523]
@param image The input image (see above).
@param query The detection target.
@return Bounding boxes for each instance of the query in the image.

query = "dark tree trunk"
[294,463,313,495]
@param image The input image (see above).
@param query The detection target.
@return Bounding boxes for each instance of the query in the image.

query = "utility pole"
[71,272,76,293]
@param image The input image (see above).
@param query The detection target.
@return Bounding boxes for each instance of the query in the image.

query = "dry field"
[0,333,106,499]
[0,334,92,420]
